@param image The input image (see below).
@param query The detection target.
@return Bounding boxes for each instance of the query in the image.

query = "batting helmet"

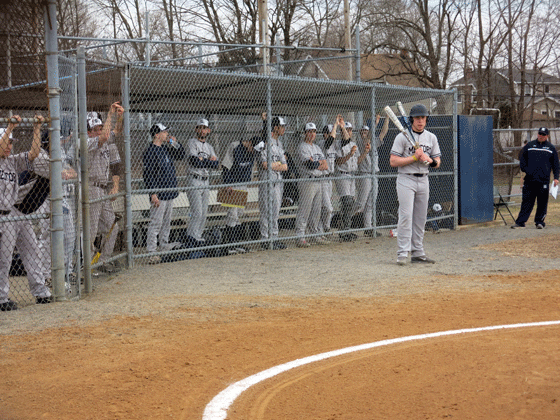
[409,104,429,125]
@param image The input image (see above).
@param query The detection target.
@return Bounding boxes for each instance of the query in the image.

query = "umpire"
[512,127,559,229]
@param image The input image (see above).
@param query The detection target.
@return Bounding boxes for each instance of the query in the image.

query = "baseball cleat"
[36,296,53,305]
[0,299,18,311]
[411,255,436,264]
[296,239,311,248]
[536,223,544,229]
[396,257,408,266]
[510,224,525,229]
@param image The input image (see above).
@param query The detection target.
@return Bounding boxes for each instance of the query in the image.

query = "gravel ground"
[1,222,559,335]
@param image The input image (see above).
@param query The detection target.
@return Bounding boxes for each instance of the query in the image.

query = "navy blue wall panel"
[458,115,494,223]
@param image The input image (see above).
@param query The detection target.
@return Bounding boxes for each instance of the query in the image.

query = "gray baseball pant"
[295,179,322,237]
[0,209,51,304]
[89,185,119,264]
[259,181,283,239]
[396,174,429,258]
[353,175,378,229]
[318,179,333,233]
[186,177,210,241]
[146,199,174,253]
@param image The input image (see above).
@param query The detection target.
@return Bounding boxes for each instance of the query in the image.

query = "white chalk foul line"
[202,320,560,420]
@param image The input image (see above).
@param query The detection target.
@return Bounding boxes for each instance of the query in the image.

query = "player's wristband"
[429,160,437,167]
[412,156,418,162]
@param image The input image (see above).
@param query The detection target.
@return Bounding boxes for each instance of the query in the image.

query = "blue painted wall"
[458,115,494,223]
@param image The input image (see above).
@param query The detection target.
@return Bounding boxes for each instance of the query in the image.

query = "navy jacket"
[143,142,186,201]
[519,139,560,184]
[223,143,256,184]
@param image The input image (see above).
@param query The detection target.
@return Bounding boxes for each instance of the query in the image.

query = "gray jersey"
[0,152,30,211]
[391,129,441,175]
[335,140,360,173]
[186,137,217,178]
[259,138,286,181]
[88,135,120,184]
[298,142,326,178]
[356,136,381,173]
[317,137,337,174]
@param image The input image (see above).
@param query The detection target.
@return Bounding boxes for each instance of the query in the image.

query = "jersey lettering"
[0,169,17,183]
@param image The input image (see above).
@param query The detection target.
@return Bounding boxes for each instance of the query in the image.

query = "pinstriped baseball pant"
[0,209,51,304]
[89,185,119,264]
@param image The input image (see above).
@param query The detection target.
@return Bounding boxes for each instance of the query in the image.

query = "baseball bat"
[383,105,418,150]
[396,102,414,134]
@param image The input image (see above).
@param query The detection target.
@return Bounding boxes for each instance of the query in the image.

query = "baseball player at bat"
[389,104,441,266]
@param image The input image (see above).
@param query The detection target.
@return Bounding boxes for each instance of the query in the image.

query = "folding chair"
[493,186,515,225]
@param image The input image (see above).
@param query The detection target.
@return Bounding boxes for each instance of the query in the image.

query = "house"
[450,68,560,127]
[284,51,428,88]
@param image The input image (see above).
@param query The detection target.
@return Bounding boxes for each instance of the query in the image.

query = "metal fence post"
[122,65,133,269]
[45,0,65,300]
[78,47,92,293]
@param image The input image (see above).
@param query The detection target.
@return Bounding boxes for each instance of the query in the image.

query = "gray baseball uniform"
[88,136,121,264]
[0,151,51,304]
[316,136,336,233]
[21,149,76,283]
[295,141,326,238]
[258,137,286,239]
[335,139,360,233]
[185,137,218,242]
[391,129,441,258]
[353,135,381,229]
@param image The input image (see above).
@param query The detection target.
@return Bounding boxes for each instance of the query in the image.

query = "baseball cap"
[196,118,209,128]
[271,116,286,128]
[87,117,103,130]
[345,121,353,129]
[360,125,370,131]
[305,122,317,132]
[538,127,549,136]
[150,123,168,137]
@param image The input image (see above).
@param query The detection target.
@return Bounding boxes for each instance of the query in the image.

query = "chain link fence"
[127,63,456,262]
[1,37,457,308]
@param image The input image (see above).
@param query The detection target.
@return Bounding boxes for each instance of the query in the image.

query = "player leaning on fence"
[87,102,124,273]
[390,104,441,266]
[0,115,52,311]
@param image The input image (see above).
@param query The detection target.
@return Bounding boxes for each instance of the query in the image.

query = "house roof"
[290,52,428,88]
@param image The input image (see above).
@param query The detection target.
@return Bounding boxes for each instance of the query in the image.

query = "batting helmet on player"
[409,104,429,124]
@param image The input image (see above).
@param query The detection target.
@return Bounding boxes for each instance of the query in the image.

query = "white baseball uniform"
[391,129,441,258]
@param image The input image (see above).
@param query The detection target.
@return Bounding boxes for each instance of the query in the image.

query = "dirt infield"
[1,223,560,420]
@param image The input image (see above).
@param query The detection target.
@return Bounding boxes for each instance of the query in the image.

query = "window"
[545,85,550,94]
[541,110,547,115]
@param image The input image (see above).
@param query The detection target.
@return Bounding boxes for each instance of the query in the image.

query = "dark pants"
[515,180,550,227]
